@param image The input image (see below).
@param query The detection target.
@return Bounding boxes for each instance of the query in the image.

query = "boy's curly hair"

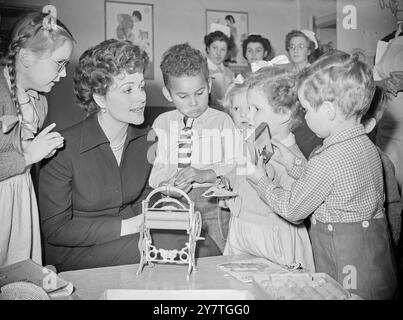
[298,52,375,120]
[246,66,304,131]
[160,43,209,88]
[74,39,149,114]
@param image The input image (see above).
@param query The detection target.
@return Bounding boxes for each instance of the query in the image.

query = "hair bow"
[300,29,319,49]
[233,74,245,84]
[250,55,290,73]
[42,5,58,31]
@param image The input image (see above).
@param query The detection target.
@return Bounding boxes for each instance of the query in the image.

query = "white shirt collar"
[279,132,296,148]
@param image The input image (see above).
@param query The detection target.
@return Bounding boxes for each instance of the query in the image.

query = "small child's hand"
[271,139,296,171]
[175,167,214,185]
[246,156,267,186]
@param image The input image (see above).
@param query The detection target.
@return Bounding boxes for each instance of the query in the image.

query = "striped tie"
[178,116,194,169]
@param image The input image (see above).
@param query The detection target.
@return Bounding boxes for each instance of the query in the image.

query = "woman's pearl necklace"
[110,133,126,152]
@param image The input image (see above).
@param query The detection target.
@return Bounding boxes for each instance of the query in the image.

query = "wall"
[336,0,396,64]
[299,0,336,30]
[42,0,299,129]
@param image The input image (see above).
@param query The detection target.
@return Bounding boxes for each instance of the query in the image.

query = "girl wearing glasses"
[0,6,74,267]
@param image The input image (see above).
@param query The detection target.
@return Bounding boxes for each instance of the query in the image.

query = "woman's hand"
[23,123,64,166]
[174,167,215,185]
[270,139,297,171]
[120,214,144,236]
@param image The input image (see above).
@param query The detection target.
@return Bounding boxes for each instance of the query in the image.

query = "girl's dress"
[0,68,45,267]
[223,132,315,271]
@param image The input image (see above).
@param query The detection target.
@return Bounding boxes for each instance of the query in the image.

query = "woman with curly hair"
[38,39,191,271]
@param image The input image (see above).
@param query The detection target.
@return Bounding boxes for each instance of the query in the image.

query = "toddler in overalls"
[247,53,398,300]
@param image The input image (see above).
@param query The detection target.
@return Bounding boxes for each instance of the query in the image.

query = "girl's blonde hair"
[6,9,74,153]
[246,66,304,131]
[222,81,248,115]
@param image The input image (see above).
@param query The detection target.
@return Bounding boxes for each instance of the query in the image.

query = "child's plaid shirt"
[256,125,385,224]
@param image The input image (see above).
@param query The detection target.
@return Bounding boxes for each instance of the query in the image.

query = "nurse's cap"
[209,23,231,38]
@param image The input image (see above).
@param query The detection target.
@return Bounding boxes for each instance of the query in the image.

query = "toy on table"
[136,185,204,278]
[246,122,274,165]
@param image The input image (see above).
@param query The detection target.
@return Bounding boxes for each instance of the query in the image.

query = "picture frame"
[205,9,249,71]
[105,1,154,79]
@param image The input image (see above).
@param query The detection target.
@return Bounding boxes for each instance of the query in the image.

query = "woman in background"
[284,29,318,73]
[283,29,322,159]
[241,34,271,75]
[204,30,235,110]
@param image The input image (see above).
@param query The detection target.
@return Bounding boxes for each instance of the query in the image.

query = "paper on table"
[218,257,303,283]
[202,185,237,198]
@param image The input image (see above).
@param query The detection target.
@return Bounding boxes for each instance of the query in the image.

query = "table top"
[59,254,263,300]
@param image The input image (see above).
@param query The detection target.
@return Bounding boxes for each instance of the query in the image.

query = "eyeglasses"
[288,44,308,50]
[50,58,69,73]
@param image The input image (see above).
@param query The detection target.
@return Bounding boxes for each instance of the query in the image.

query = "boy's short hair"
[361,86,386,125]
[299,53,375,120]
[160,43,209,88]
[246,66,305,131]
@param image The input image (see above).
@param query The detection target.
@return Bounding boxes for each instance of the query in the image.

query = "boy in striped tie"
[149,43,238,254]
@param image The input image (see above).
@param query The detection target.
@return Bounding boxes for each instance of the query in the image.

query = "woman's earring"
[101,108,106,113]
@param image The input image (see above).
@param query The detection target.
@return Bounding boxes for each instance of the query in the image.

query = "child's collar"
[312,124,366,156]
[278,132,295,148]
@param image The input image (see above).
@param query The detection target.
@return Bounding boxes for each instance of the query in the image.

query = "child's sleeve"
[0,114,26,181]
[148,117,176,188]
[255,155,333,224]
[288,157,308,179]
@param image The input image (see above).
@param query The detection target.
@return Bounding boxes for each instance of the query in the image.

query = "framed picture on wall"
[206,9,249,71]
[105,1,154,79]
